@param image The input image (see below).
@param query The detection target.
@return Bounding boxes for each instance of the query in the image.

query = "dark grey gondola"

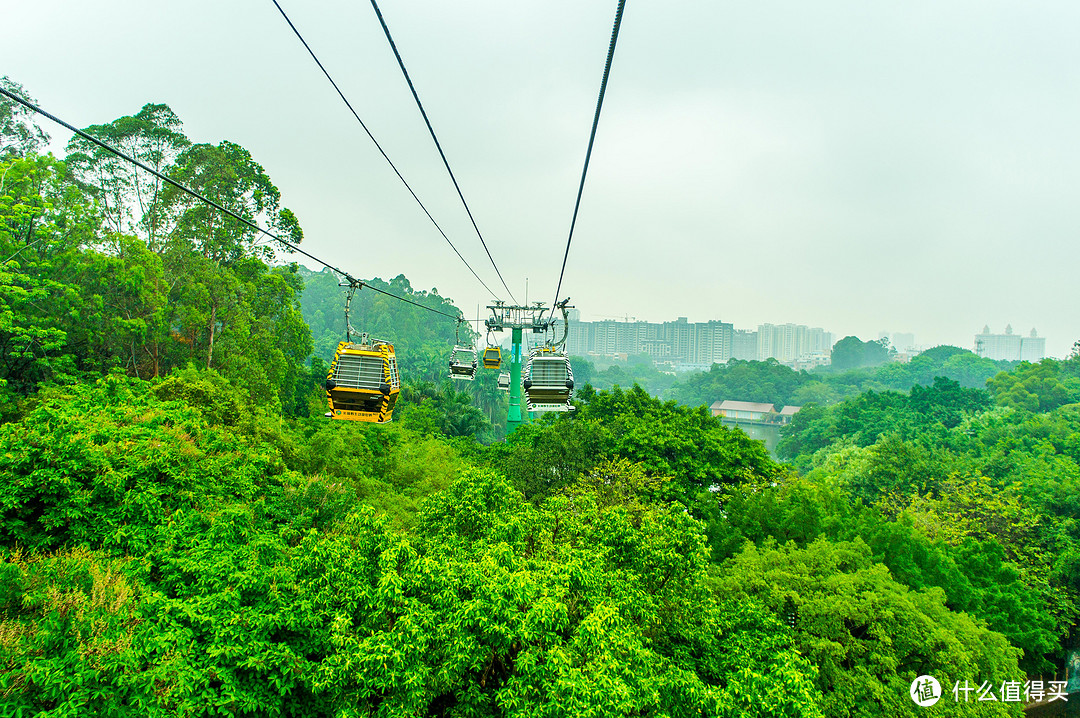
[448,346,478,381]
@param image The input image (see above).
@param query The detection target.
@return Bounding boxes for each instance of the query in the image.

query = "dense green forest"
[3,78,1079,716]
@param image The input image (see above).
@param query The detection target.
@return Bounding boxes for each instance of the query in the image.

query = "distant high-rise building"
[758,324,831,363]
[891,332,915,352]
[564,316,735,365]
[732,330,758,361]
[758,324,795,362]
[564,315,830,368]
[566,316,592,355]
[975,325,1045,362]
[975,324,1022,361]
[664,318,732,366]
[807,327,833,355]
[696,320,733,365]
[1021,328,1046,362]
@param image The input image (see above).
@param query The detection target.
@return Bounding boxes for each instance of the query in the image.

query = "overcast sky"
[5,0,1078,356]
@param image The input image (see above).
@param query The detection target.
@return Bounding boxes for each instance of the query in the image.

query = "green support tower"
[507,325,525,433]
[485,302,551,435]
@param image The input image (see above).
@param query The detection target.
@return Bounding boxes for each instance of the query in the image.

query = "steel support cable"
[270,0,503,302]
[551,0,627,311]
[0,87,463,322]
[367,0,518,303]
[350,282,462,320]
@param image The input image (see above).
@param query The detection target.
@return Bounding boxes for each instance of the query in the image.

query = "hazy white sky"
[5,0,1078,356]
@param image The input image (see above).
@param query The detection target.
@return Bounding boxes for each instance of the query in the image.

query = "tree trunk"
[206,303,216,369]
[146,340,160,378]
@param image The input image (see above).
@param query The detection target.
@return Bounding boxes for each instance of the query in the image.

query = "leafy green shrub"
[0,373,336,552]
[716,538,1024,718]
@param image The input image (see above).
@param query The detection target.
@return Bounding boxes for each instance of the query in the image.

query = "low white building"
[710,400,802,424]
[711,400,776,422]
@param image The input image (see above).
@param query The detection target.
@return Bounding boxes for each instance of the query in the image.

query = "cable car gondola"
[482,346,502,370]
[522,348,574,412]
[521,298,575,412]
[324,281,401,422]
[448,319,478,380]
[326,339,400,422]
[497,370,511,391]
[449,346,478,380]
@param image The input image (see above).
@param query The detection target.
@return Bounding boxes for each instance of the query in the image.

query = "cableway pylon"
[485,299,574,434]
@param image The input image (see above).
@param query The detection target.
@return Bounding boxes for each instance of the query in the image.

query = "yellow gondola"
[325,339,400,422]
[482,346,502,369]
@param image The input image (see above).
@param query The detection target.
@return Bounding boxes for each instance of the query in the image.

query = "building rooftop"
[712,400,777,413]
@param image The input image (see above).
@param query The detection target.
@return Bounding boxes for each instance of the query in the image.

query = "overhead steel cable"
[350,282,462,321]
[551,0,628,310]
[367,0,518,303]
[0,87,463,323]
[270,0,503,303]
